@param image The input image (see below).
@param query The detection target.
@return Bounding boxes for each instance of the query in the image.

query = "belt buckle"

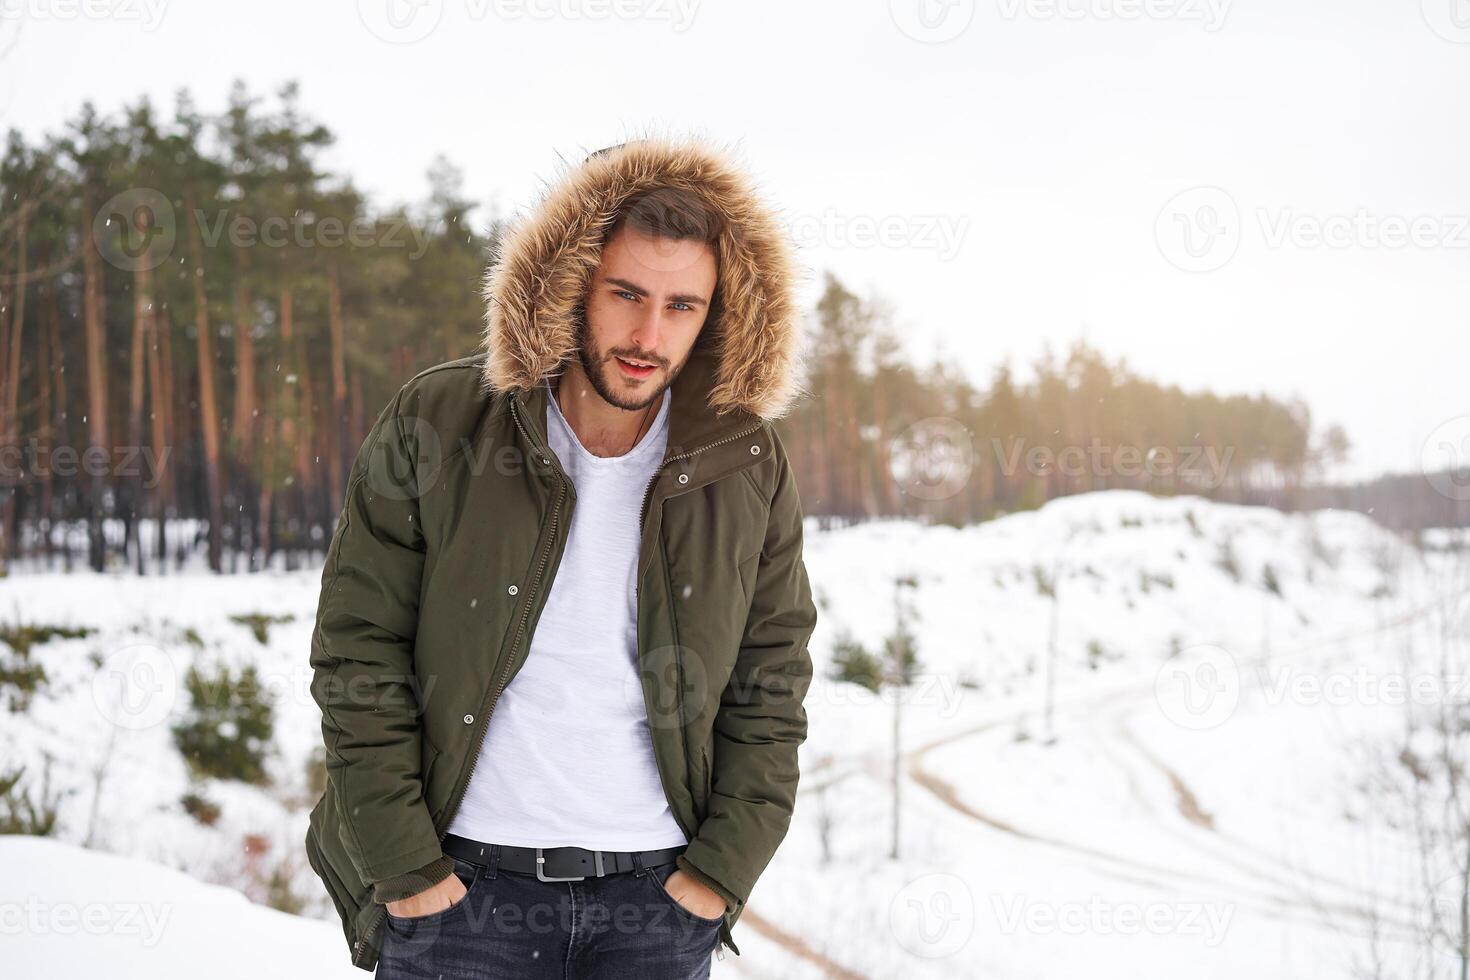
[535,847,603,882]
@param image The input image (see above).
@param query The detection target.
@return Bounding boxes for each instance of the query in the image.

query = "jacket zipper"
[637,418,763,846]
[635,419,762,963]
[360,403,761,964]
[638,422,764,534]
[437,393,568,838]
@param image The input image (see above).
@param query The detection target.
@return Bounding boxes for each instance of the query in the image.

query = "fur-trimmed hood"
[480,137,806,422]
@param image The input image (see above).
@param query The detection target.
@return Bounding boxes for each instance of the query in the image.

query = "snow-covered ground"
[1,836,360,979]
[1,489,1466,978]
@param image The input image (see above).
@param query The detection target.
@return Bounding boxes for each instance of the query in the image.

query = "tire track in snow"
[897,591,1454,940]
[734,908,870,980]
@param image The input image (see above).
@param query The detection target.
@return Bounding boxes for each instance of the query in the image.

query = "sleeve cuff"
[372,854,455,905]
[675,853,740,915]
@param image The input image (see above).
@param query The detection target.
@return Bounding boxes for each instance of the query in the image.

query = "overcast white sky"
[1,0,1465,483]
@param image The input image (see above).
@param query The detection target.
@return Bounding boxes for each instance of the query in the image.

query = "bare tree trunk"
[159,306,179,566]
[0,204,30,571]
[81,185,110,571]
[821,371,844,523]
[277,287,309,566]
[232,250,256,452]
[255,476,273,572]
[44,271,67,570]
[127,238,152,575]
[349,367,364,456]
[39,269,59,567]
[327,262,348,513]
[185,189,224,572]
[232,249,257,569]
[296,321,318,538]
[845,376,864,522]
[3,207,27,431]
[872,367,894,518]
[146,305,169,570]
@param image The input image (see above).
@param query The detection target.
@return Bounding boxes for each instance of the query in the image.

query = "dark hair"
[605,185,723,249]
[601,186,725,352]
[585,142,723,244]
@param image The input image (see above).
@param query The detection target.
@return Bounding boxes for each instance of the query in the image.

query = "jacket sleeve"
[308,386,452,903]
[675,433,817,913]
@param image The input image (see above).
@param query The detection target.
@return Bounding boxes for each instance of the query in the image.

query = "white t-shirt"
[444,380,689,850]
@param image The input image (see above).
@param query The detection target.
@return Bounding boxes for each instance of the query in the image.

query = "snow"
[0,835,360,978]
[0,489,1465,978]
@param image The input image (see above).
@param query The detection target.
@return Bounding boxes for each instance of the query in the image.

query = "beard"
[574,313,689,412]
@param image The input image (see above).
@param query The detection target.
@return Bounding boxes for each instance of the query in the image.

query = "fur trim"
[480,136,806,421]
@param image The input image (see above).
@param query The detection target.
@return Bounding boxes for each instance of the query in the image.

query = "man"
[304,137,818,978]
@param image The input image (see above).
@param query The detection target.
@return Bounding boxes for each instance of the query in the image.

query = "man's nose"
[628,307,663,355]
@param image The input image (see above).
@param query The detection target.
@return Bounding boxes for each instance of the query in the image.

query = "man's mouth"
[614,355,658,380]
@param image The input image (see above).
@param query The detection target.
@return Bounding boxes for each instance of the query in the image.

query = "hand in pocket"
[386,866,470,920]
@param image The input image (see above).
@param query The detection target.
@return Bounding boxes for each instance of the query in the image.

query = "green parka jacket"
[304,138,818,972]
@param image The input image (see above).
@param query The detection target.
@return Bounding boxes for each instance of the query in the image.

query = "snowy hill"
[0,835,360,978]
[0,489,1464,978]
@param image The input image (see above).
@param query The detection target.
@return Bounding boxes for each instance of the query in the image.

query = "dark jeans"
[375,849,724,979]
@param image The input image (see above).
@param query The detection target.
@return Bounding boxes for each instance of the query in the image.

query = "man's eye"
[671,302,692,312]
[616,290,638,301]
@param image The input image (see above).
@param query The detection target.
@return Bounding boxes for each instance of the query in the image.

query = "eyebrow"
[602,276,709,307]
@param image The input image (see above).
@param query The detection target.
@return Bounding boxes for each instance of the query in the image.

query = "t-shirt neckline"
[545,378,670,467]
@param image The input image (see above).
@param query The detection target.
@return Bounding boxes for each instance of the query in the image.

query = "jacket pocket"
[385,855,478,927]
[648,861,725,927]
[422,740,443,822]
[697,746,713,815]
[736,548,761,608]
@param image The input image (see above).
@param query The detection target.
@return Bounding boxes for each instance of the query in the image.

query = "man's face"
[576,223,718,411]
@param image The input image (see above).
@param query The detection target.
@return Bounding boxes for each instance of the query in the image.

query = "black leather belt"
[442,833,687,882]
